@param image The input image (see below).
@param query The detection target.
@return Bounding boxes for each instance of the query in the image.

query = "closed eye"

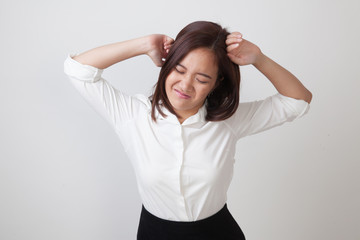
[196,78,208,84]
[175,68,185,74]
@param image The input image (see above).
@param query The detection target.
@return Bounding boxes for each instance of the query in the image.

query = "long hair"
[151,21,240,122]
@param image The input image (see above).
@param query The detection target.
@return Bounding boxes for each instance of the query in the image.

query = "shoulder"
[132,94,152,109]
[222,93,310,138]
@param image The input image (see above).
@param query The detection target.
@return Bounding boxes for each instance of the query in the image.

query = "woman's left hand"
[226,32,262,66]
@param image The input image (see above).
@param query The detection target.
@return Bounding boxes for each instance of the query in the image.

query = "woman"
[64,21,312,240]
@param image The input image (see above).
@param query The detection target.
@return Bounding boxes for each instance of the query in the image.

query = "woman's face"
[165,48,218,122]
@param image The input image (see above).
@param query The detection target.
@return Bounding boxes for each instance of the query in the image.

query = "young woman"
[64,21,312,240]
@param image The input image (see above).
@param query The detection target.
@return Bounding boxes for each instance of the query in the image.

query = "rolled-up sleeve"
[226,93,310,139]
[64,54,104,82]
[64,54,145,130]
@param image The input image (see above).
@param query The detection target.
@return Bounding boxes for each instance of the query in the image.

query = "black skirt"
[137,204,246,240]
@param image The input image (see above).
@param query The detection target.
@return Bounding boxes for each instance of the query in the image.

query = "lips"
[174,89,191,99]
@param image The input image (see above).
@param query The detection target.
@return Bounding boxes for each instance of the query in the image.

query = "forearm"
[253,53,312,103]
[72,36,151,69]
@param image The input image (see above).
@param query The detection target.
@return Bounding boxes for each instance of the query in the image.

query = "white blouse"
[64,54,310,221]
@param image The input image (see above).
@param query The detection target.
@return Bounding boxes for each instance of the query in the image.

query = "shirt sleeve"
[225,93,310,139]
[63,54,148,131]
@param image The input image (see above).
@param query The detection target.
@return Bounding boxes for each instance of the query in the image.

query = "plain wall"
[0,0,359,239]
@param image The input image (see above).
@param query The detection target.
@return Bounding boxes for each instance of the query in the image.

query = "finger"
[226,37,242,46]
[164,42,172,49]
[229,32,243,38]
[227,33,242,41]
[164,44,173,54]
[164,37,174,50]
[226,32,242,43]
[226,43,239,52]
[164,36,175,45]
[164,43,173,49]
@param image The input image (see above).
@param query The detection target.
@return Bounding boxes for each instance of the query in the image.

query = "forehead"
[179,48,218,75]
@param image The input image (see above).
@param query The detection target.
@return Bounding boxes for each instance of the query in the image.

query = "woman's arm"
[64,34,173,129]
[226,32,312,104]
[73,34,174,69]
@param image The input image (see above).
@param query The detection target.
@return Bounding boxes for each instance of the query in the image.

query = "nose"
[179,74,194,93]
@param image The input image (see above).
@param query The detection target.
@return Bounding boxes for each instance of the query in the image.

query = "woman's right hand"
[146,34,174,67]
[71,34,174,69]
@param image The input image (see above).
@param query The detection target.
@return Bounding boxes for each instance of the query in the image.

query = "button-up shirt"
[64,54,310,221]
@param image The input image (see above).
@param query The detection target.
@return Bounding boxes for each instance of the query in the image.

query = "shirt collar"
[156,103,207,126]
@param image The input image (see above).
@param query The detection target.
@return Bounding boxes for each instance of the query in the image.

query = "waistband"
[140,203,229,226]
[138,203,246,239]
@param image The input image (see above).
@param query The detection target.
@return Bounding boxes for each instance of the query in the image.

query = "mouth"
[174,89,191,99]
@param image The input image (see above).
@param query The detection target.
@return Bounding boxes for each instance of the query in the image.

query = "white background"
[1,0,359,239]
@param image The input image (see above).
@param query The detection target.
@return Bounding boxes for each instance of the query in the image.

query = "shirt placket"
[175,124,191,221]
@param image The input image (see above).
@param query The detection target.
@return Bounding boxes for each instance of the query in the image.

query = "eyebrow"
[177,63,213,80]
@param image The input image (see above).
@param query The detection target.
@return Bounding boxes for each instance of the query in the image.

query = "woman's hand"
[226,32,262,66]
[226,32,312,103]
[146,34,174,67]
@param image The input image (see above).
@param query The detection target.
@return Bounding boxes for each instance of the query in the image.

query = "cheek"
[200,89,211,99]
[165,74,176,90]
[199,84,215,97]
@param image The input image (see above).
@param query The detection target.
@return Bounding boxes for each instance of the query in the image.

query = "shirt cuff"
[63,53,103,82]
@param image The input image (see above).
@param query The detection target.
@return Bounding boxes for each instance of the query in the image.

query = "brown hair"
[151,21,240,122]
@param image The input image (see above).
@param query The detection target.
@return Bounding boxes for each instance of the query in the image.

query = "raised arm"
[64,34,174,130]
[226,32,312,104]
[72,34,174,69]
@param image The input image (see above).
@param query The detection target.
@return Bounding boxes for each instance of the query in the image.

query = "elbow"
[282,89,313,104]
[288,90,312,104]
[304,90,312,104]
[297,86,312,104]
